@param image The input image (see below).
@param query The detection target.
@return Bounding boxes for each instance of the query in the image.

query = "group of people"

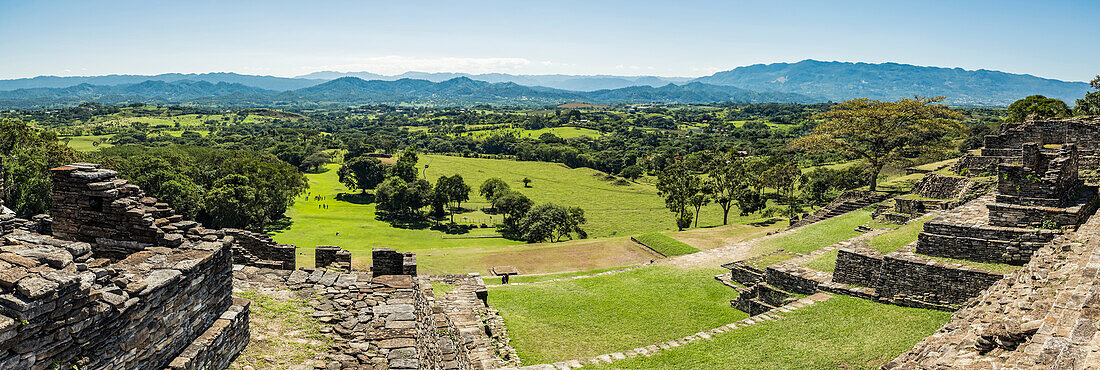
[304,192,330,210]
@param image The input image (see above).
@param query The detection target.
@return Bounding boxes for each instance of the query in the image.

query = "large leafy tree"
[338,156,387,193]
[0,119,80,216]
[707,152,758,225]
[203,174,261,229]
[388,148,420,182]
[480,177,511,204]
[519,203,586,243]
[493,190,534,232]
[793,97,963,192]
[1074,75,1100,116]
[657,160,703,230]
[1006,95,1071,122]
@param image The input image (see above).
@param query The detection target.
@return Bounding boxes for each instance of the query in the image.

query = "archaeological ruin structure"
[1,163,250,369]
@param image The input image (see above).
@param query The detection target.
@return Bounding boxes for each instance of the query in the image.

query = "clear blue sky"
[0,0,1096,81]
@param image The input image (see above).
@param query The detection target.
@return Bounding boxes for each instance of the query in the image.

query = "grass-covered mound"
[489,265,745,364]
[592,296,951,369]
[633,232,700,257]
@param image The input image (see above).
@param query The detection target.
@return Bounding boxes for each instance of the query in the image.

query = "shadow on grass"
[264,217,294,234]
[336,192,374,204]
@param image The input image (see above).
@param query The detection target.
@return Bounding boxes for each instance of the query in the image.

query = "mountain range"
[0,60,1091,109]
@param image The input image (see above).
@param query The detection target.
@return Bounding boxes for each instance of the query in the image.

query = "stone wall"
[373,247,417,276]
[223,228,295,270]
[875,251,1003,309]
[316,245,352,270]
[832,246,883,288]
[0,163,249,370]
[912,173,970,200]
[764,264,824,295]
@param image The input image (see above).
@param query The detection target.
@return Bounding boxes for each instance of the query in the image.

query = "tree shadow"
[336,192,374,204]
[264,216,294,233]
[748,218,782,227]
[376,213,433,230]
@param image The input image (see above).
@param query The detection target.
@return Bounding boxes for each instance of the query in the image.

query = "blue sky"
[0,0,1096,81]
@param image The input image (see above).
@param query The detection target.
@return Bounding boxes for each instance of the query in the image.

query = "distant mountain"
[0,72,323,92]
[294,71,693,91]
[0,77,816,109]
[694,60,1091,106]
[0,81,273,109]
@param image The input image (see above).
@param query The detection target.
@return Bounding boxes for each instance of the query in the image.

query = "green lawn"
[869,216,935,254]
[633,232,699,257]
[805,249,840,272]
[61,134,115,151]
[461,126,604,139]
[270,163,517,267]
[592,296,951,369]
[489,265,745,364]
[272,155,764,268]
[482,266,635,285]
[756,209,873,255]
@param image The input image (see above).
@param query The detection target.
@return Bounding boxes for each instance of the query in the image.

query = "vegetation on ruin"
[232,291,332,369]
[633,232,700,257]
[590,296,952,369]
[869,216,937,254]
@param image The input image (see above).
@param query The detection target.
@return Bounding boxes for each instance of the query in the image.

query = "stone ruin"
[222,228,296,270]
[1,163,249,369]
[727,139,1099,314]
[316,245,352,270]
[872,173,993,224]
[231,248,518,369]
[954,116,1100,180]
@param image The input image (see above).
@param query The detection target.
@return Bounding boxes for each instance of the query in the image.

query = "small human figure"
[502,274,510,284]
[336,231,340,236]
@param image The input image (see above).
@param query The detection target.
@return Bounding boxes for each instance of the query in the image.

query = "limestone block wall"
[833,247,884,288]
[373,247,417,276]
[0,163,249,370]
[316,245,352,270]
[0,231,245,369]
[222,228,296,270]
[875,252,1003,308]
[912,173,970,200]
[764,264,821,295]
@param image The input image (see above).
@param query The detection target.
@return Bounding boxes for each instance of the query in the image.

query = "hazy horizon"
[2,0,1097,82]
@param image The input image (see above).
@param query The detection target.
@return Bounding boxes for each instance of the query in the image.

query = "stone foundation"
[373,247,417,276]
[223,228,296,270]
[316,245,352,270]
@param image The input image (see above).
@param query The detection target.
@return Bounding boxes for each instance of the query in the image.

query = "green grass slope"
[634,232,700,257]
[593,296,951,369]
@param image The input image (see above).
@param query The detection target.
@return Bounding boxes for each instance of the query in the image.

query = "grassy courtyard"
[489,265,744,364]
[591,296,951,369]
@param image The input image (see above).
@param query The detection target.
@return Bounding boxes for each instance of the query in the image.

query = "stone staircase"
[791,190,890,228]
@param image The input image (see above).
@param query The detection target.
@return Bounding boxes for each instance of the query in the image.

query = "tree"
[1074,75,1100,116]
[388,148,420,182]
[688,191,710,228]
[519,203,586,242]
[492,190,533,231]
[793,97,963,192]
[301,151,331,173]
[434,174,470,222]
[1006,95,1071,122]
[707,153,753,225]
[0,119,80,216]
[762,161,802,219]
[619,165,644,181]
[203,174,260,229]
[480,177,510,204]
[656,160,703,231]
[376,177,433,216]
[338,156,387,193]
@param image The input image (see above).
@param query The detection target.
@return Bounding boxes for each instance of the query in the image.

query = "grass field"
[482,266,635,285]
[755,209,873,256]
[417,237,657,275]
[870,216,935,254]
[61,134,115,151]
[489,265,744,364]
[633,232,699,257]
[591,296,951,369]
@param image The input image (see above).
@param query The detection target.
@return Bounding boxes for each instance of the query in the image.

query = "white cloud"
[308,56,537,75]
